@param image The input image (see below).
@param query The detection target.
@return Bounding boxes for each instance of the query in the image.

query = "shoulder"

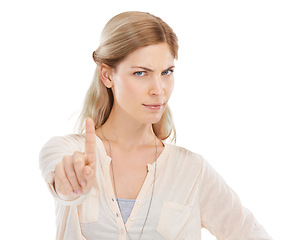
[166,143,206,169]
[167,143,204,160]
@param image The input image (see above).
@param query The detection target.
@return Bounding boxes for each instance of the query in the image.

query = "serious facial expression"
[110,42,175,125]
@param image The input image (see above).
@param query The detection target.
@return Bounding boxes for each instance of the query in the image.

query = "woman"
[39,11,272,240]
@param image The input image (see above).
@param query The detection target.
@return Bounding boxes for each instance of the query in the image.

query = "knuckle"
[74,156,84,165]
[63,155,72,163]
[73,151,82,157]
[73,151,78,156]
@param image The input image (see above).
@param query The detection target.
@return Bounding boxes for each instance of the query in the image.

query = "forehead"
[117,43,175,70]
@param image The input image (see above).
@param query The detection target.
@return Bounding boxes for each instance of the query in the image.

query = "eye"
[134,71,146,77]
[162,69,174,76]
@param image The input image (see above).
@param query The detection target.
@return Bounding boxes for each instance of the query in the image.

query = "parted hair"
[76,11,178,142]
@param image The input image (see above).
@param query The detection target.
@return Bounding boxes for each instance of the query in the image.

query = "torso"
[109,156,149,199]
[97,133,164,199]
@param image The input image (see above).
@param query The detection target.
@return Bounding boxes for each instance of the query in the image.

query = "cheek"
[113,77,142,102]
[166,78,174,97]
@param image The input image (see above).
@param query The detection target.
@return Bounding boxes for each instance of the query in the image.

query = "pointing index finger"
[85,118,96,168]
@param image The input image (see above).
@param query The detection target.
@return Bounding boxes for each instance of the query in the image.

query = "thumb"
[84,165,95,179]
[82,165,95,193]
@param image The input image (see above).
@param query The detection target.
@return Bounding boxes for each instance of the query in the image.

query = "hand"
[54,118,97,197]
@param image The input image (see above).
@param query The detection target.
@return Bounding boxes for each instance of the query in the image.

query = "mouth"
[142,103,164,110]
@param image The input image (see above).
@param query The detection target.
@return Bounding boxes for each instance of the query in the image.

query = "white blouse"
[39,133,272,240]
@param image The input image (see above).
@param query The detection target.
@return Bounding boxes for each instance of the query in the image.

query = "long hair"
[76,11,178,142]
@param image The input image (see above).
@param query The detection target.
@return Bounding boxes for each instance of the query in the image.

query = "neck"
[98,108,156,148]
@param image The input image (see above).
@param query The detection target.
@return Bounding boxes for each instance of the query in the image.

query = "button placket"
[125,175,153,230]
[104,163,125,227]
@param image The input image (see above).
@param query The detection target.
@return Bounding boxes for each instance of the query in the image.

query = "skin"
[55,118,96,198]
[54,42,175,199]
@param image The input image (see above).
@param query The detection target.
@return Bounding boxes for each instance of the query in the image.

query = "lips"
[143,103,164,110]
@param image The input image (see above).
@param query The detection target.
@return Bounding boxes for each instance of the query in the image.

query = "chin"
[143,115,163,125]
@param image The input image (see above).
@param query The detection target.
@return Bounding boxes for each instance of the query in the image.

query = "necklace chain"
[101,128,158,240]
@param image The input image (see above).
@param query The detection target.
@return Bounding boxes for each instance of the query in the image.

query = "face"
[105,42,175,125]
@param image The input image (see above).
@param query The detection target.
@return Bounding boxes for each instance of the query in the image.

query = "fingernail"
[86,169,90,175]
[71,191,75,196]
[80,180,85,187]
[76,189,81,195]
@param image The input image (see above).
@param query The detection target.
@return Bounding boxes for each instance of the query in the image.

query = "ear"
[100,64,113,88]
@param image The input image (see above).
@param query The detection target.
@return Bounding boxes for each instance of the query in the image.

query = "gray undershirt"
[117,198,136,223]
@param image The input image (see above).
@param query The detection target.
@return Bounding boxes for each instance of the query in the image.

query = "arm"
[198,157,272,239]
[39,135,90,205]
[39,134,95,206]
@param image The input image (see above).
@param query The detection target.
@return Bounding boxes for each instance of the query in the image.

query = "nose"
[149,76,164,96]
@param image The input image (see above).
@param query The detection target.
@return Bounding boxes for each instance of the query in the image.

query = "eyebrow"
[131,65,175,72]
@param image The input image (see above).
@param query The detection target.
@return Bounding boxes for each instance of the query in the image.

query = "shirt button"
[111,198,115,202]
[120,228,125,234]
[116,213,119,217]
[136,199,141,204]
[130,216,135,221]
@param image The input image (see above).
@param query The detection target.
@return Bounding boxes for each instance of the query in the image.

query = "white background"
[1,0,292,239]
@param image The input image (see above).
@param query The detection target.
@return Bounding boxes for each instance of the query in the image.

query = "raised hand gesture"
[54,118,97,197]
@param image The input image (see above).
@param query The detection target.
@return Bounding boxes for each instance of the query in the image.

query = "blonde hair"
[76,11,178,142]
